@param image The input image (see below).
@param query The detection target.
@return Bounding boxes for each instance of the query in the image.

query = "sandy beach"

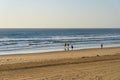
[0,47,120,80]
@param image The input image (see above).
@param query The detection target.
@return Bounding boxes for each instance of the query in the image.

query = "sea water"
[0,28,120,55]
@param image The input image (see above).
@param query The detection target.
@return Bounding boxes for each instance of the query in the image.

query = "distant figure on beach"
[64,42,67,51]
[71,45,74,50]
[67,43,70,51]
[101,43,103,49]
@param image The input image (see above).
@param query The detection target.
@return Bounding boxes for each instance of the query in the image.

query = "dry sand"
[0,47,120,80]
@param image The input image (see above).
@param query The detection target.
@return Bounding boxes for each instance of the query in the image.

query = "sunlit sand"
[0,47,120,80]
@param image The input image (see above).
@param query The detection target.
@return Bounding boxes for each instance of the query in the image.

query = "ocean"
[0,28,120,55]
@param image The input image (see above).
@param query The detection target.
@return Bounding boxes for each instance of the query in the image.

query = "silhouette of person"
[101,43,103,49]
[64,42,67,51]
[67,43,70,51]
[71,45,74,50]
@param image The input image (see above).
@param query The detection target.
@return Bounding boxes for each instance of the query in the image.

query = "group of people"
[64,42,104,51]
[64,42,74,51]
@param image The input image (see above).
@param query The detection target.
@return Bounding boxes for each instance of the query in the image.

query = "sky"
[0,0,120,28]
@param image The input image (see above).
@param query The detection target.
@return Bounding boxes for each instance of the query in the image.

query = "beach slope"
[0,47,120,80]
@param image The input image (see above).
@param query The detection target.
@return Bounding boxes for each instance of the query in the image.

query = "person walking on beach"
[64,42,67,51]
[101,43,103,49]
[67,43,70,51]
[71,45,74,50]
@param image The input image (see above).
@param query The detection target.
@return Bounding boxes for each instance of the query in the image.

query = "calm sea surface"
[0,28,120,55]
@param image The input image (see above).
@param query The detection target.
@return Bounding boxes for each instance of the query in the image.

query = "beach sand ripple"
[0,47,120,80]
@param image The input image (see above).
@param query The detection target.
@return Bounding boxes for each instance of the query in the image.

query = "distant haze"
[0,0,120,28]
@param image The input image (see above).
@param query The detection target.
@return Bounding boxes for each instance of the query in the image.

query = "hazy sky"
[0,0,120,28]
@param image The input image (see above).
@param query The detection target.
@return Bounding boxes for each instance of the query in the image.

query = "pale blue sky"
[0,0,120,28]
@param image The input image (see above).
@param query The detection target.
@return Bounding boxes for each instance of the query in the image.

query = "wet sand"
[0,47,120,80]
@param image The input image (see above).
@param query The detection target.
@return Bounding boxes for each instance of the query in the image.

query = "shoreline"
[0,45,120,56]
[0,46,120,56]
